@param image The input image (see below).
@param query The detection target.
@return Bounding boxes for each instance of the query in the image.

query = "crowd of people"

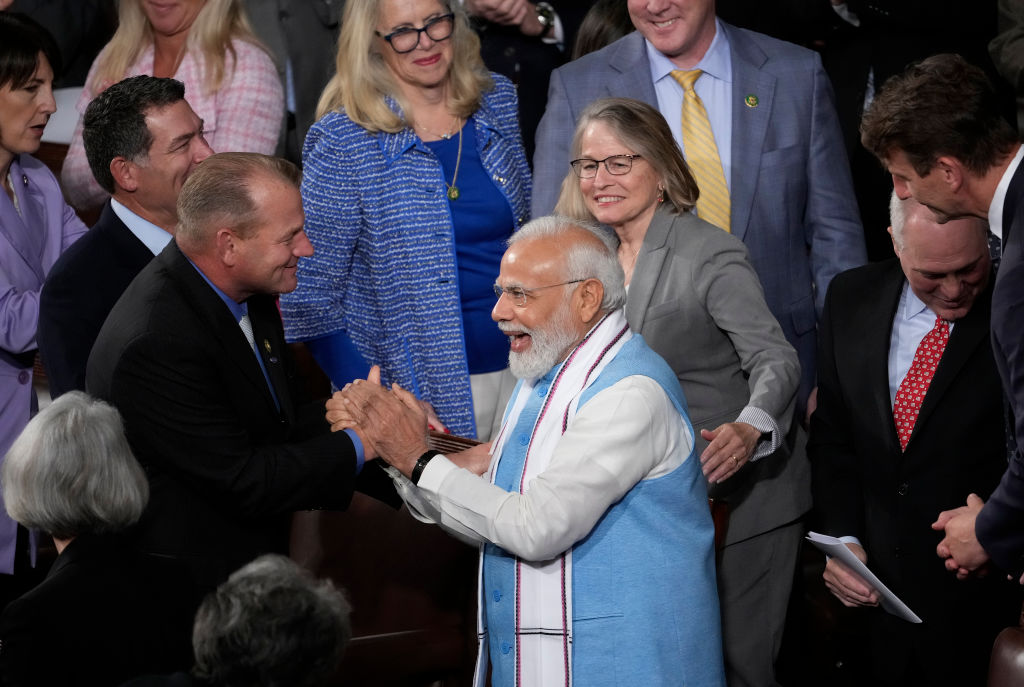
[0,0,1022,685]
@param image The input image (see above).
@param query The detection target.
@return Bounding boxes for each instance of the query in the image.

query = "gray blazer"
[626,207,805,545]
[534,25,867,412]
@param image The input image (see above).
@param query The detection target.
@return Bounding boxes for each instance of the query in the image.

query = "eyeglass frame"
[375,13,455,54]
[569,154,643,179]
[493,279,588,307]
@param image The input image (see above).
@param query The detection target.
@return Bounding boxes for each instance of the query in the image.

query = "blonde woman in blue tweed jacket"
[280,0,530,440]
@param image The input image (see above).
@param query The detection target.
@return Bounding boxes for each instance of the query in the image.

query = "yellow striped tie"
[671,69,731,232]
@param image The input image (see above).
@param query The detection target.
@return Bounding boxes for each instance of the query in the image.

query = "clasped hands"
[932,493,991,580]
[325,366,492,478]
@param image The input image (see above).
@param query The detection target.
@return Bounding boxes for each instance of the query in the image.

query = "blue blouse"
[424,117,513,375]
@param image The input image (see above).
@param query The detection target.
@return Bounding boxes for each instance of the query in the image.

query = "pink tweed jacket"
[62,38,284,209]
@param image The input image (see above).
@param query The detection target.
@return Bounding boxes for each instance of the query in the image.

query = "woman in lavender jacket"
[0,13,88,604]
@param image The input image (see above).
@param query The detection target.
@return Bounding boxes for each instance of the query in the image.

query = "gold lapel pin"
[744,95,759,108]
[263,339,271,354]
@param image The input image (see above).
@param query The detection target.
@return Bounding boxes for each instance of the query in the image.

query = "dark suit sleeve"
[976,208,1024,575]
[38,259,93,397]
[109,331,357,519]
[808,275,865,539]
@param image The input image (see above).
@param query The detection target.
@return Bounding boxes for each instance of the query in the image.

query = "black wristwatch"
[411,449,442,485]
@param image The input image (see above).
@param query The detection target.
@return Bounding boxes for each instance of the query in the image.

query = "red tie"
[893,315,950,451]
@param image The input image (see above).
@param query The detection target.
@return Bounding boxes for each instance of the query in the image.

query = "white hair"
[508,215,626,312]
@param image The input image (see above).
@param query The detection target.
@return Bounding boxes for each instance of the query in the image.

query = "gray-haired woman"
[0,392,196,687]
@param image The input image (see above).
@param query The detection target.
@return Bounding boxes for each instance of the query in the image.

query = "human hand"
[337,376,430,477]
[700,422,760,483]
[464,0,531,27]
[326,366,383,459]
[804,386,818,427]
[822,542,879,607]
[932,493,990,579]
[421,400,448,434]
[448,441,493,476]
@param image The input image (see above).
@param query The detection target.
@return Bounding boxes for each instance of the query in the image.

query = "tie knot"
[671,69,703,92]
[933,315,949,332]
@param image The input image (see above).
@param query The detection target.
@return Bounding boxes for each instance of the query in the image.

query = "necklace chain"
[444,125,463,201]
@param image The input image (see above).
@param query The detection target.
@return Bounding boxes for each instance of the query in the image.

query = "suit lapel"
[861,262,905,455]
[0,158,45,281]
[910,277,993,448]
[607,32,659,105]
[164,244,286,417]
[625,207,674,330]
[724,23,773,242]
[248,296,295,423]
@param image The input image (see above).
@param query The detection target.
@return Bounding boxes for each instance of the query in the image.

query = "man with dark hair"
[87,152,389,592]
[860,53,1024,581]
[38,75,213,396]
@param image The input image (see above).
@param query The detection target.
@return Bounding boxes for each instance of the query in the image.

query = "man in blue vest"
[331,216,725,687]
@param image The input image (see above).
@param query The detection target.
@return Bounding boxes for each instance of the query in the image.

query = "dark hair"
[82,75,186,193]
[0,12,62,90]
[192,555,352,687]
[177,152,301,249]
[861,53,1018,176]
[572,0,634,60]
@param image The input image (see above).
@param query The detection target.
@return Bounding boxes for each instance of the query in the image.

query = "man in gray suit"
[532,0,866,423]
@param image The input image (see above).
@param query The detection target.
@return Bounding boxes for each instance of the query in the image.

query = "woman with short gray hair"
[0,392,196,687]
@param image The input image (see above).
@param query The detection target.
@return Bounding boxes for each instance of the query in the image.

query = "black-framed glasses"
[376,14,455,54]
[570,154,643,179]
[493,280,587,307]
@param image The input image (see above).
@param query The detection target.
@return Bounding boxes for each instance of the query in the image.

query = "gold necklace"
[445,125,463,201]
[415,115,460,140]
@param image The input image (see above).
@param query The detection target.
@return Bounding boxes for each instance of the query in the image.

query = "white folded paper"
[806,531,922,623]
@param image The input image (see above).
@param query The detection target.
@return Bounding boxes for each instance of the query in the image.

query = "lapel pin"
[263,339,271,354]
[744,94,759,108]
[22,174,28,187]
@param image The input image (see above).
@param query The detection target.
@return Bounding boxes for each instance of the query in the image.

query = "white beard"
[502,299,579,380]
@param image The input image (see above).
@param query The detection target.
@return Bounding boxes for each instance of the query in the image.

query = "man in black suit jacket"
[86,153,383,592]
[860,54,1024,579]
[810,195,1019,685]
[38,75,213,397]
[466,0,587,160]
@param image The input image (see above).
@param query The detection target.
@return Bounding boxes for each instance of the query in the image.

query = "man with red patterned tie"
[808,194,1020,686]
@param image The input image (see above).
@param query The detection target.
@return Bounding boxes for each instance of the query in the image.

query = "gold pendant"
[447,186,460,201]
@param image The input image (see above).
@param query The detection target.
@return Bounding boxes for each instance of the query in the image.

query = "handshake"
[324,366,491,479]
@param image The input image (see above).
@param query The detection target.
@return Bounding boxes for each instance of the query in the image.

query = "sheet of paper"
[806,531,923,623]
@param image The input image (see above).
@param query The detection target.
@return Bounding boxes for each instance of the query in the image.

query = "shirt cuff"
[824,535,863,562]
[830,2,860,26]
[736,406,782,461]
[417,453,456,492]
[343,429,365,473]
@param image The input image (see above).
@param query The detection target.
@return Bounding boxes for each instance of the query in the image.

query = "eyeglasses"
[569,154,643,179]
[376,14,455,54]
[493,280,587,307]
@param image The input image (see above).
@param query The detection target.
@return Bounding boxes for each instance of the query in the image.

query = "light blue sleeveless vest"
[483,335,726,686]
